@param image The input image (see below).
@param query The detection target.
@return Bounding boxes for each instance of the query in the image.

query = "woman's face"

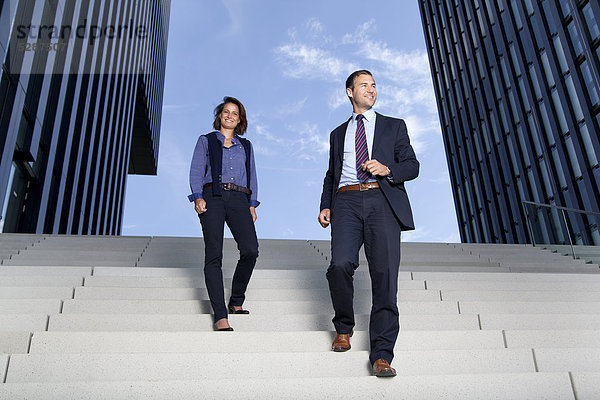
[220,102,240,132]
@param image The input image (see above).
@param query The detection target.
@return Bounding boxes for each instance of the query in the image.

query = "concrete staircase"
[544,244,600,266]
[1,234,600,399]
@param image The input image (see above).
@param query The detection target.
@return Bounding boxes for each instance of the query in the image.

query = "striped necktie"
[355,114,370,182]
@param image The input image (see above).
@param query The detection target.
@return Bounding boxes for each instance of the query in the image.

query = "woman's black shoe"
[217,326,234,331]
[228,304,250,314]
[213,323,234,331]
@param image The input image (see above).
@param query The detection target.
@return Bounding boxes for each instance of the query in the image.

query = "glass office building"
[0,0,170,234]
[420,0,600,245]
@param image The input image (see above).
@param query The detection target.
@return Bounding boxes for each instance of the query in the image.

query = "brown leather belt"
[204,182,252,195]
[337,182,380,193]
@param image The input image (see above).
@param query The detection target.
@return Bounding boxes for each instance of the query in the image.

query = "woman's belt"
[204,182,252,195]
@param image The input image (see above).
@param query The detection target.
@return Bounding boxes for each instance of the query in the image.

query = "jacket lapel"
[372,112,388,159]
[336,118,351,167]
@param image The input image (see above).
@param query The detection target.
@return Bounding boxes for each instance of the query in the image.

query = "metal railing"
[522,200,600,259]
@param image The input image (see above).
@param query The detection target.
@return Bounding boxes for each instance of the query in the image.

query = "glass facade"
[0,0,170,234]
[420,0,600,244]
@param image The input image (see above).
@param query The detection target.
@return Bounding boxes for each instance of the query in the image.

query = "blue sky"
[122,0,460,243]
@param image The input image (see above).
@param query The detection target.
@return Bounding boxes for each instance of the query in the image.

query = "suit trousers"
[199,186,259,322]
[327,188,401,365]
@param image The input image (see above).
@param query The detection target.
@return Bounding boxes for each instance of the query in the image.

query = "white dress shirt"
[339,108,378,188]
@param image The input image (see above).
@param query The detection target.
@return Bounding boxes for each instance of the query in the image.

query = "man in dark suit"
[318,70,419,377]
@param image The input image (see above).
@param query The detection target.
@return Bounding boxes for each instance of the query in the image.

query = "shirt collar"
[352,108,376,122]
[216,131,239,145]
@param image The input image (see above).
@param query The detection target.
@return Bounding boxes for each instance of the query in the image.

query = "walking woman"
[188,96,259,331]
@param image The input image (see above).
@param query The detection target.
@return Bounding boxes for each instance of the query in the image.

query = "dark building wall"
[0,0,170,234]
[419,0,600,245]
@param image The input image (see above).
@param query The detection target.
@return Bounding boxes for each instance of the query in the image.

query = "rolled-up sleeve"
[248,142,260,207]
[188,136,209,202]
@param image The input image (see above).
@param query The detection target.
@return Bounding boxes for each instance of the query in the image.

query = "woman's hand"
[194,198,207,214]
[250,206,257,222]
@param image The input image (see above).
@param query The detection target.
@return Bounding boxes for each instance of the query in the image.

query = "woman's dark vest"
[205,131,251,197]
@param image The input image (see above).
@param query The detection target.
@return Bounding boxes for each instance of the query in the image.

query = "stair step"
[0,332,31,353]
[0,315,48,332]
[29,330,504,354]
[82,276,418,289]
[0,276,84,287]
[480,314,600,330]
[70,288,440,302]
[0,266,92,276]
[64,299,456,315]
[460,301,600,314]
[0,354,8,382]
[47,313,481,332]
[73,283,433,298]
[429,280,600,291]
[0,300,62,314]
[91,267,413,280]
[442,290,600,302]
[414,271,600,281]
[0,287,74,300]
[571,372,600,399]
[0,373,576,400]
[5,349,536,382]
[535,348,600,373]
[504,330,600,348]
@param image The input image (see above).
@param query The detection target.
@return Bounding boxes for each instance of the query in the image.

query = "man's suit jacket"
[320,112,419,231]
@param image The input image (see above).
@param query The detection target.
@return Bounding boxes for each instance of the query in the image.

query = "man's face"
[347,74,377,113]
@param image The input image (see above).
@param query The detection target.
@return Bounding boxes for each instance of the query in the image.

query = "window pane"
[551,89,569,134]
[583,3,600,41]
[581,60,600,106]
[529,64,543,99]
[567,21,584,57]
[524,0,534,16]
[510,0,524,30]
[553,36,569,74]
[565,74,584,122]
[579,124,599,168]
[558,0,571,18]
[541,51,556,88]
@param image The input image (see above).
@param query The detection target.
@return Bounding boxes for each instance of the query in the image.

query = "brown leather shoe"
[331,333,351,352]
[372,359,397,377]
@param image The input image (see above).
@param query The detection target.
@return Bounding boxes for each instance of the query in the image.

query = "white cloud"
[288,122,330,161]
[329,88,348,110]
[275,18,441,153]
[342,19,376,45]
[400,114,443,154]
[251,121,329,162]
[275,43,353,81]
[306,17,325,35]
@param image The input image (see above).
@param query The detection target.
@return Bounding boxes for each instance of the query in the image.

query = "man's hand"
[318,208,331,228]
[250,207,257,222]
[194,198,207,215]
[362,159,389,176]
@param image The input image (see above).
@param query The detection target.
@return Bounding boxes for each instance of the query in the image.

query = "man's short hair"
[345,70,373,90]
